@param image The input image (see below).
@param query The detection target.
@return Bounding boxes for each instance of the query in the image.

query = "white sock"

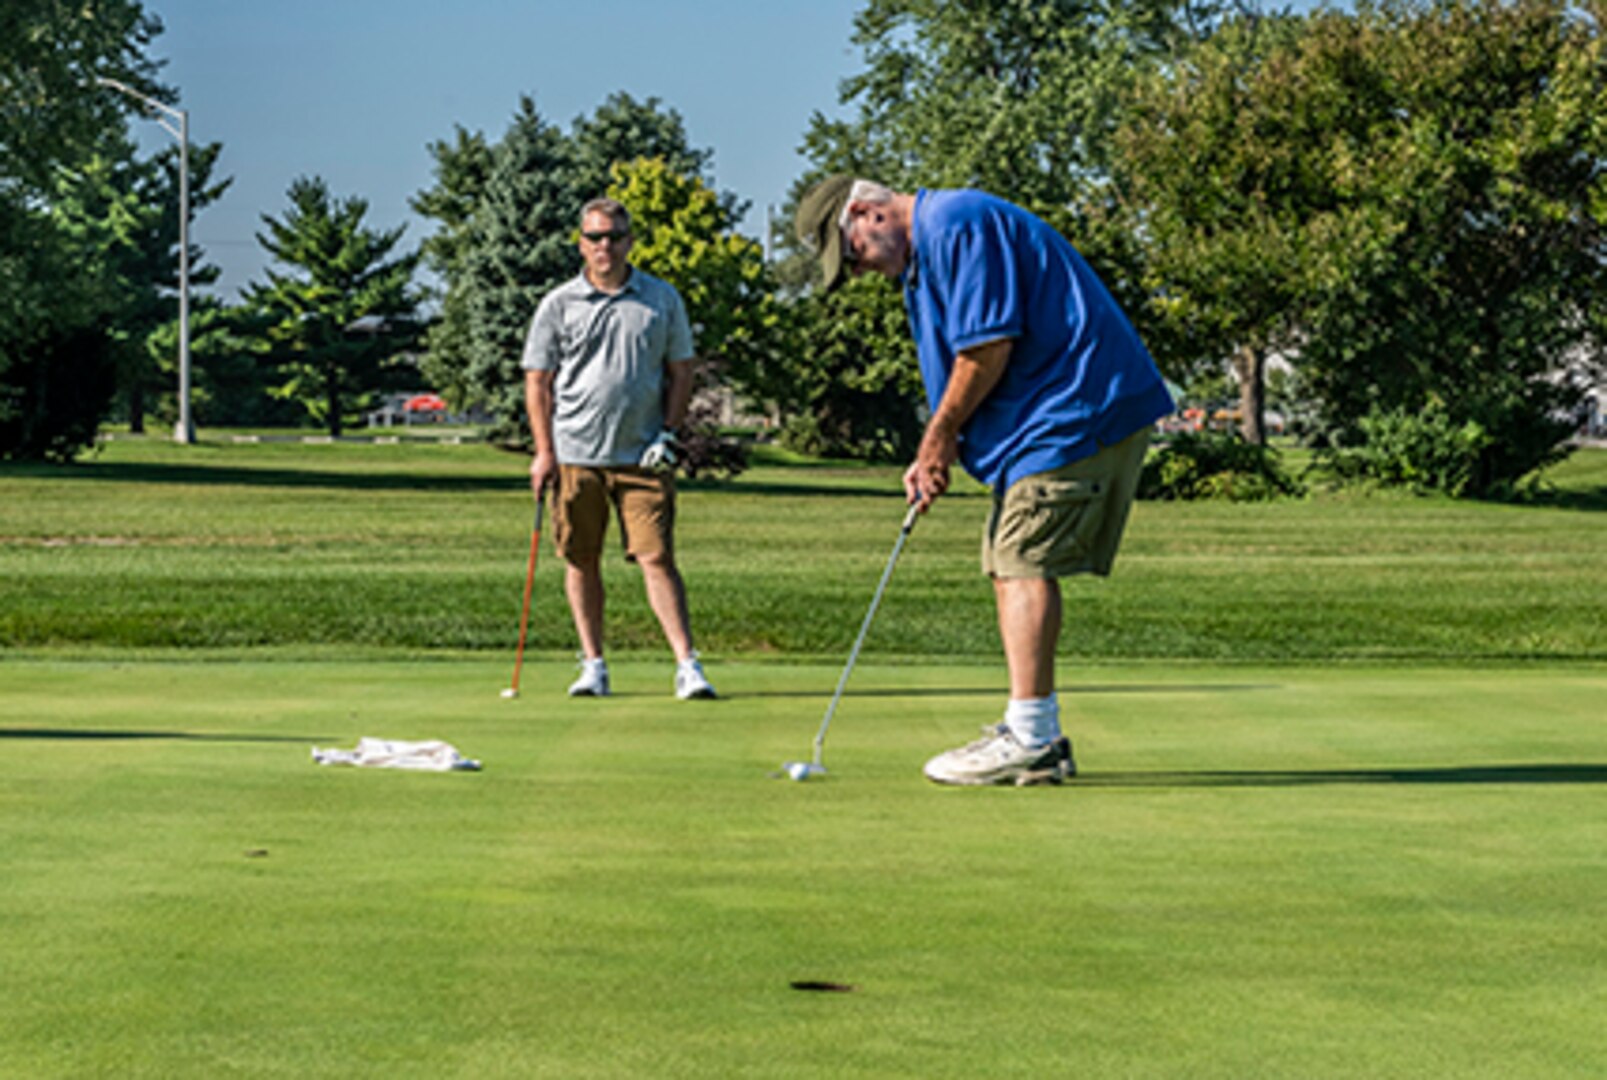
[1003,694,1061,749]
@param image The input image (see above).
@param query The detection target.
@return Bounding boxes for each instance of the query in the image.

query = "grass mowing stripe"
[3,440,1604,659]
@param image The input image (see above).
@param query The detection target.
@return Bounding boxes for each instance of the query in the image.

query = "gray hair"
[839,180,895,227]
[580,197,632,233]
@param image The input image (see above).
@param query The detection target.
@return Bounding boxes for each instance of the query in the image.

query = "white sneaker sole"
[923,739,1076,787]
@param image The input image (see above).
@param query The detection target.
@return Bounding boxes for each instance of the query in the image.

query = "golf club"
[778,498,922,781]
[502,497,545,699]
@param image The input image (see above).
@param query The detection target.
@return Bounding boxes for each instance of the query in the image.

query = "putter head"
[781,760,826,782]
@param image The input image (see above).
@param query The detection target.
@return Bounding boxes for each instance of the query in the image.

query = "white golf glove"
[639,428,680,470]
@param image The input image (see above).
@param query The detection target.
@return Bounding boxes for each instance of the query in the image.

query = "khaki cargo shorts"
[982,427,1151,580]
[554,465,675,563]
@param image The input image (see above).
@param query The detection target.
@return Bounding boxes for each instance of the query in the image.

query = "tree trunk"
[327,367,342,438]
[127,383,145,435]
[1234,344,1267,445]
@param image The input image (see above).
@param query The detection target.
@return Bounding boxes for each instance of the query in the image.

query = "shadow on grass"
[20,460,522,494]
[691,477,988,502]
[19,460,965,504]
[0,728,330,743]
[1083,764,1607,786]
[741,683,1280,700]
[1528,487,1607,513]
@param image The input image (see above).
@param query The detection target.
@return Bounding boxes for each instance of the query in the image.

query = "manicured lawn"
[3,437,1603,1076]
[2,437,1603,660]
[3,659,1604,1078]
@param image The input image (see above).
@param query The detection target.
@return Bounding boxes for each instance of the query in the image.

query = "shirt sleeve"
[935,219,1022,352]
[521,293,562,371]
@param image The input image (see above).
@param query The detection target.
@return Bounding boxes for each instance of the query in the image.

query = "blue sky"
[134,1,867,297]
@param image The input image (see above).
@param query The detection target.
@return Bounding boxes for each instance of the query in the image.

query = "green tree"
[799,0,1221,214]
[410,126,492,406]
[605,157,779,475]
[246,176,421,436]
[1103,10,1390,443]
[49,137,230,432]
[775,0,1240,459]
[0,0,164,194]
[570,93,716,210]
[414,93,727,441]
[451,98,576,441]
[1297,0,1606,494]
[1,0,167,460]
[778,278,923,460]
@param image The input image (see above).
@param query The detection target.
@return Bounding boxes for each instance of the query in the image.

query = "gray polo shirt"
[521,268,695,466]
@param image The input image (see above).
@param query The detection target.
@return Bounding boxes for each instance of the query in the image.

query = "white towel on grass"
[311,737,481,772]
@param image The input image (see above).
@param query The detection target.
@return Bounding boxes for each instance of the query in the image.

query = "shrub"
[1317,393,1568,501]
[1140,429,1304,501]
[0,324,118,462]
[1318,399,1528,498]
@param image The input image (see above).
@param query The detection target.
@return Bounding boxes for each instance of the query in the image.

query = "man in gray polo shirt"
[521,197,716,700]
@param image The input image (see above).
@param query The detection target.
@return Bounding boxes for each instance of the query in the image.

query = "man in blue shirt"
[796,177,1173,786]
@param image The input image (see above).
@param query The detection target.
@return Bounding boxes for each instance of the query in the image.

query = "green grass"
[2,436,1603,660]
[3,659,1603,1077]
[3,436,1604,1076]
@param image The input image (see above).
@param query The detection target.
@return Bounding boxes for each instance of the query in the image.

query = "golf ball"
[788,762,812,781]
[500,688,518,699]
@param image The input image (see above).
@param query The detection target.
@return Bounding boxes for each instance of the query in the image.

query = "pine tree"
[246,176,421,436]
[456,98,576,441]
[415,93,729,442]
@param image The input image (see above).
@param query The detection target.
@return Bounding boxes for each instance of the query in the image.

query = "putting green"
[3,659,1603,1077]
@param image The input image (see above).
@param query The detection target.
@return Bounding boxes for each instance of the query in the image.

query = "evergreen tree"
[1,0,167,460]
[411,125,493,405]
[454,98,576,441]
[569,93,714,202]
[415,93,729,441]
[49,137,230,432]
[246,176,421,436]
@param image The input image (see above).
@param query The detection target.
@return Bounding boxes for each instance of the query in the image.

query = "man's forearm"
[663,358,696,431]
[928,339,1012,439]
[524,370,556,456]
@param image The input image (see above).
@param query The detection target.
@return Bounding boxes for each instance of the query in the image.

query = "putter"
[779,498,922,781]
[502,497,545,699]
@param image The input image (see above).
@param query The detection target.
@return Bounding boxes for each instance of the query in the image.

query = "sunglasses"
[581,229,630,243]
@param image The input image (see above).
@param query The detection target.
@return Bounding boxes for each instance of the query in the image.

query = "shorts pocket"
[999,477,1106,568]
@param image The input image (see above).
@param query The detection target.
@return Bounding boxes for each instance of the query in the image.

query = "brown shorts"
[982,427,1150,580]
[554,465,675,563]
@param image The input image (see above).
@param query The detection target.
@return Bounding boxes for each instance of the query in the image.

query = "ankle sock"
[1003,694,1061,749]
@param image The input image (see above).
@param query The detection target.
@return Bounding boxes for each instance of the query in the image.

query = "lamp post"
[97,77,194,444]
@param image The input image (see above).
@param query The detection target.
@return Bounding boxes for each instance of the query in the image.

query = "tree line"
[4,0,1603,498]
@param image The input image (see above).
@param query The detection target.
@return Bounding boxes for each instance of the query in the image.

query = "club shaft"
[510,500,545,692]
[812,501,920,767]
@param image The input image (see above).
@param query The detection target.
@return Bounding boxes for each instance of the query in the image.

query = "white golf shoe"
[567,657,610,697]
[922,724,1076,786]
[674,653,717,700]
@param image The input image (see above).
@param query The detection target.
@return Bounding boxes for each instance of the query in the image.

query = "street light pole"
[96,77,194,444]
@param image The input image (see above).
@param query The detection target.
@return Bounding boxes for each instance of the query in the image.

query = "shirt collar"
[580,266,636,297]
[901,189,926,292]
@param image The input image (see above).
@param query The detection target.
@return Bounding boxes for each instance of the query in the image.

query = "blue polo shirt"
[903,189,1174,491]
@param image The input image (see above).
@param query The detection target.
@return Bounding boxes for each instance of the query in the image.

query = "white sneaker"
[568,657,610,697]
[674,653,717,700]
[922,724,1076,786]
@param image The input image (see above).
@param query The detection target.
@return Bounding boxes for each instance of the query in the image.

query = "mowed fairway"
[3,437,1606,1076]
[3,658,1604,1078]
